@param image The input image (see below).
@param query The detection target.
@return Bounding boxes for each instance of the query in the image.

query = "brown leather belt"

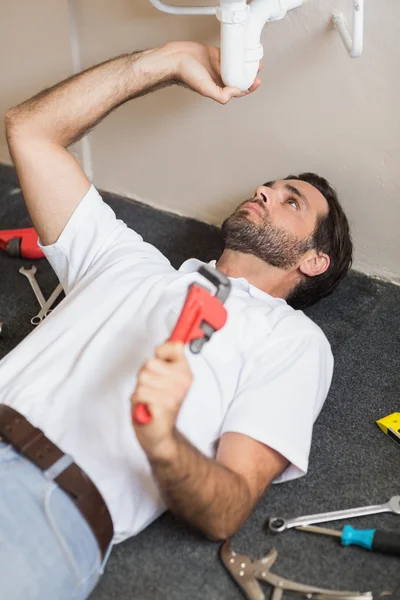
[0,404,114,559]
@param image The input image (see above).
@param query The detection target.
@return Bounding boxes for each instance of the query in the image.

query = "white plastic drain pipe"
[149,0,303,90]
[148,0,363,91]
[218,0,303,90]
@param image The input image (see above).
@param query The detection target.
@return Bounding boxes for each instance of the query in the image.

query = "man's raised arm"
[4,43,259,246]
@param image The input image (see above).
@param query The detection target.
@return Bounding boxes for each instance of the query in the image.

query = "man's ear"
[299,251,330,277]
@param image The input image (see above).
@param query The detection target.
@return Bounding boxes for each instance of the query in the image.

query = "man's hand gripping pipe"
[132,265,231,425]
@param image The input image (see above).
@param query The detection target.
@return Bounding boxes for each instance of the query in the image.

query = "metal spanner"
[268,496,400,533]
[31,283,63,326]
[19,265,63,325]
[19,266,46,309]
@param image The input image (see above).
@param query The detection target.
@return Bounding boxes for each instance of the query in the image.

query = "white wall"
[1,0,399,283]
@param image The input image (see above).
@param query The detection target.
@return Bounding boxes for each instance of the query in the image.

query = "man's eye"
[287,197,299,209]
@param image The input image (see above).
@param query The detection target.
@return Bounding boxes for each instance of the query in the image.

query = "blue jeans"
[0,441,111,600]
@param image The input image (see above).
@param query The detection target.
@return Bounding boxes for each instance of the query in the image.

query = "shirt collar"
[178,258,286,304]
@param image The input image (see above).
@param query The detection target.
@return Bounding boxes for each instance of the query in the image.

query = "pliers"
[220,540,373,600]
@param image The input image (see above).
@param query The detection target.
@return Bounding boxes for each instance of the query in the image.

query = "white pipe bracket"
[332,0,364,58]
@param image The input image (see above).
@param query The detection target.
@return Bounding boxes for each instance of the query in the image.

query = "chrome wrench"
[31,283,63,326]
[19,266,46,308]
[268,496,400,533]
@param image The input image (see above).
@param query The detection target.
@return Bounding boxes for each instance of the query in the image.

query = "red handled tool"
[0,228,44,260]
[132,264,231,425]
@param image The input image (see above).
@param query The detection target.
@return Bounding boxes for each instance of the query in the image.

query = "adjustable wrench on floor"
[268,495,400,533]
[132,264,231,425]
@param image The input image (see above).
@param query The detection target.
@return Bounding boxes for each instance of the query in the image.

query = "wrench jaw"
[268,517,288,533]
[19,265,37,276]
[197,265,231,303]
[388,496,400,515]
[19,265,47,309]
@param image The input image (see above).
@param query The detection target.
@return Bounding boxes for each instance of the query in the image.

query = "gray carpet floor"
[0,163,399,599]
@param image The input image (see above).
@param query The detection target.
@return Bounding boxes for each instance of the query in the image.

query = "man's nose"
[254,185,274,207]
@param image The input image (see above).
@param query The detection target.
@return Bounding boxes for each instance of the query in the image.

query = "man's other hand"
[131,341,193,455]
[165,41,262,104]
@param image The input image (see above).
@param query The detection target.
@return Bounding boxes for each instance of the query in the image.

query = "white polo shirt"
[0,185,333,542]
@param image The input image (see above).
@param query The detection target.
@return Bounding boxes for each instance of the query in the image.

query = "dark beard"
[220,202,313,270]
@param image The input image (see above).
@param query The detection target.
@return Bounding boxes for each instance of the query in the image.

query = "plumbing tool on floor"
[0,228,44,259]
[220,539,372,600]
[19,265,63,325]
[377,412,400,447]
[19,266,47,308]
[31,283,64,326]
[296,524,400,557]
[132,264,231,425]
[268,496,400,533]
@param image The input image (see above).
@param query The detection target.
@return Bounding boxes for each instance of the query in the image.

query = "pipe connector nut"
[216,4,249,24]
[245,44,264,62]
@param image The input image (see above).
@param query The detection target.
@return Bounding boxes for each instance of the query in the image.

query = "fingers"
[215,80,261,104]
[248,77,262,93]
[136,342,187,388]
[132,342,193,412]
[140,357,170,377]
[212,73,262,104]
[207,85,245,104]
[155,341,185,362]
[133,343,187,397]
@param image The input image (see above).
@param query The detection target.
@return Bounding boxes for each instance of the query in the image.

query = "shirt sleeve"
[220,326,333,483]
[38,185,171,294]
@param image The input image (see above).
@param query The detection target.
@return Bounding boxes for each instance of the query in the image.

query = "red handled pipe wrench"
[0,228,44,260]
[132,264,231,425]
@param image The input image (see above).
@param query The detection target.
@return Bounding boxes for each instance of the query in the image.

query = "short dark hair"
[283,172,353,310]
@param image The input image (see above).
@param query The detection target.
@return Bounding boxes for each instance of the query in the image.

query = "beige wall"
[1,0,399,283]
[0,1,79,160]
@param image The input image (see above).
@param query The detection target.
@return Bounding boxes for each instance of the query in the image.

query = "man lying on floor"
[0,41,352,599]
